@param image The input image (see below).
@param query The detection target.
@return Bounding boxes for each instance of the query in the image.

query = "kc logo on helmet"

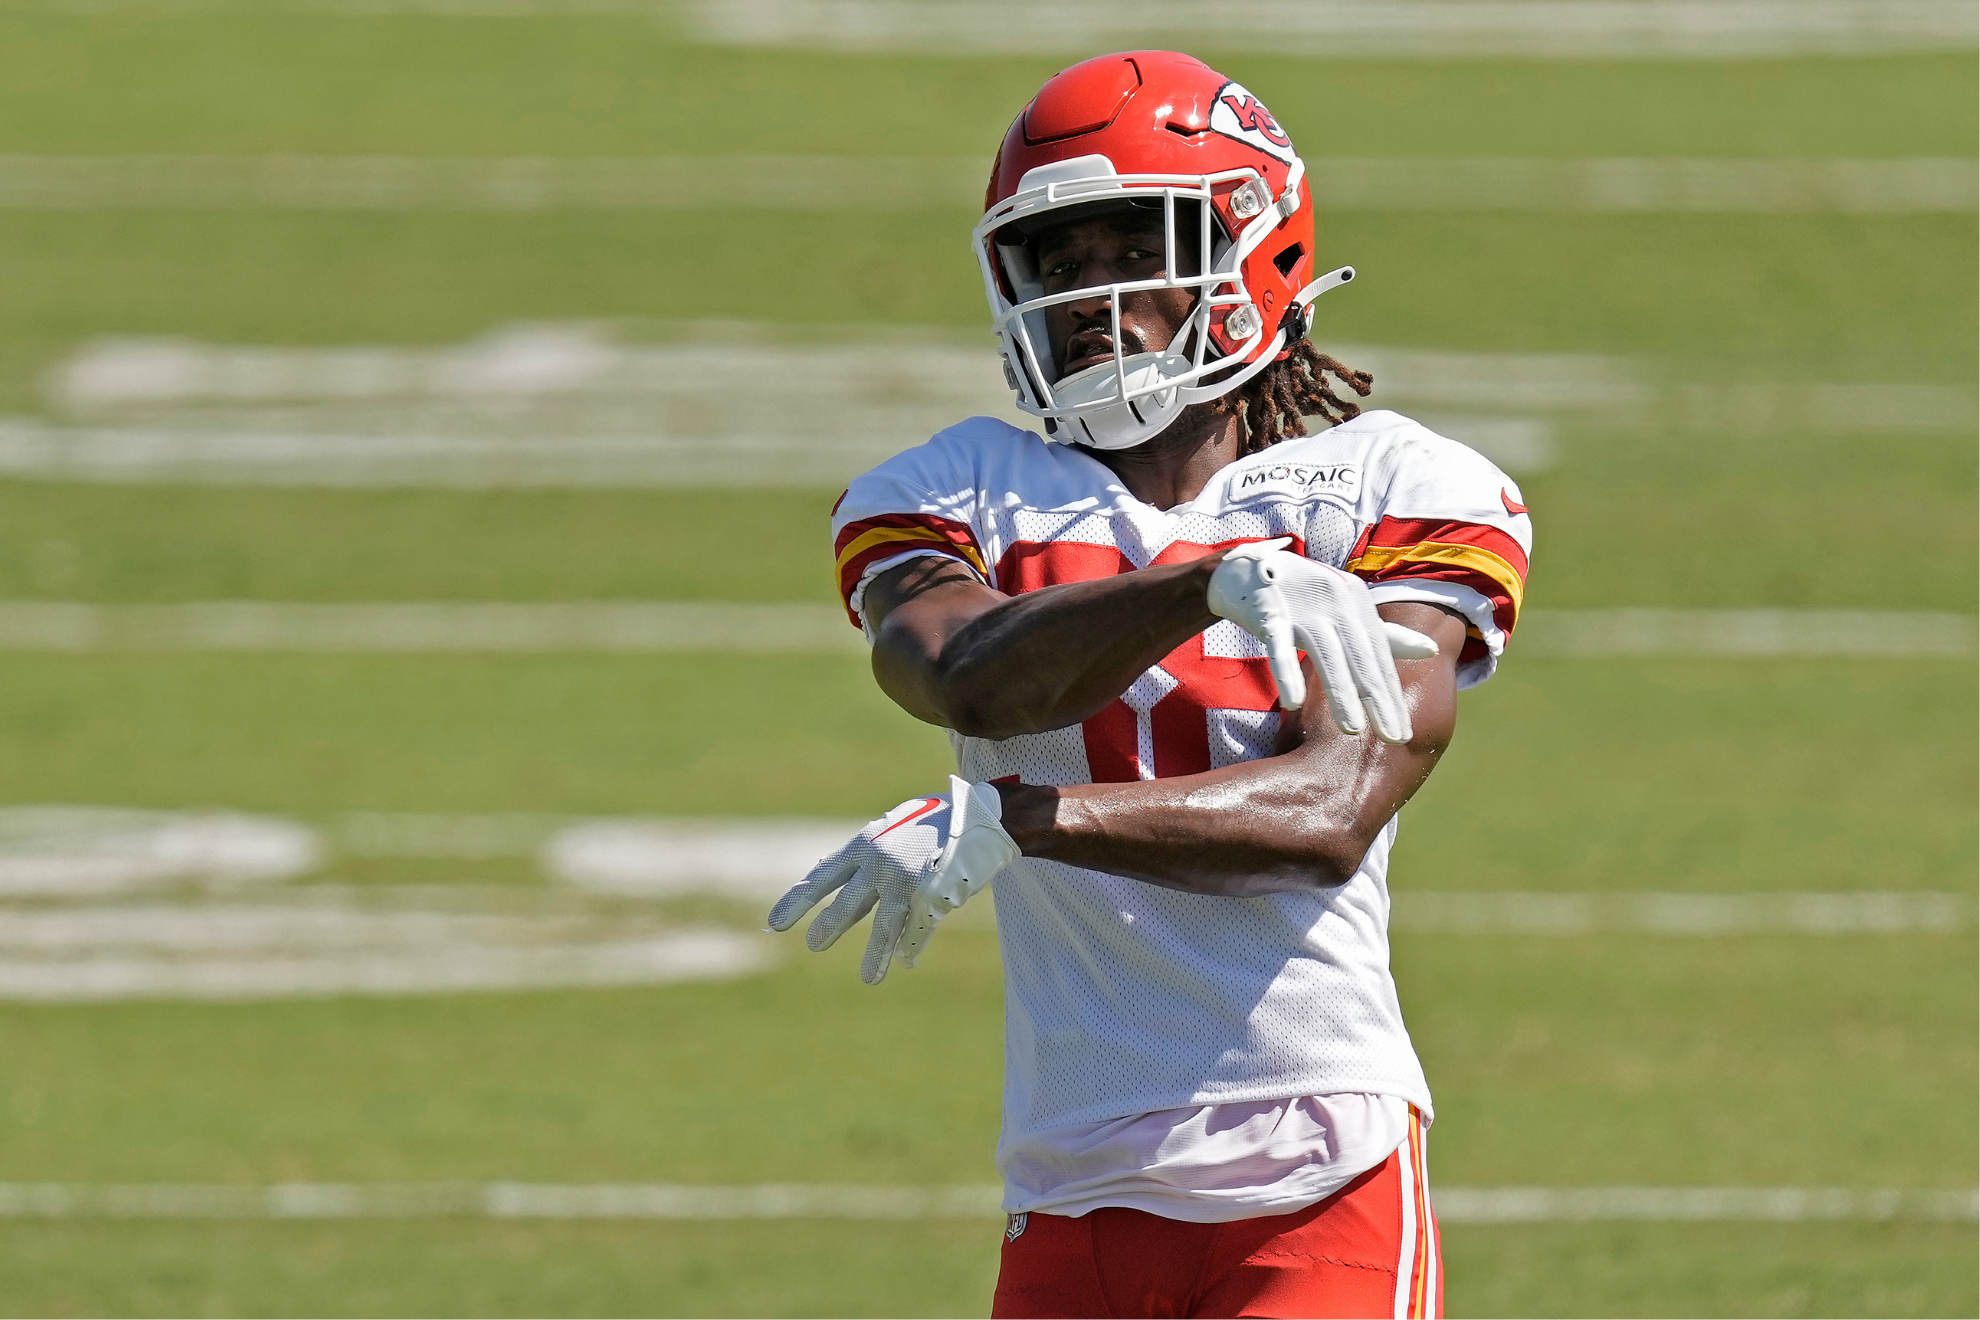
[1209,81,1296,164]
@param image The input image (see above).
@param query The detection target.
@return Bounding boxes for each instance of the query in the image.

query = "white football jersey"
[832,409,1532,1172]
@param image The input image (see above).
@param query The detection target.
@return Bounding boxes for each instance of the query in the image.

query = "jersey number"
[998,537,1295,783]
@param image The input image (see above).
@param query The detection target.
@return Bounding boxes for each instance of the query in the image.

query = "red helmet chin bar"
[975,51,1352,451]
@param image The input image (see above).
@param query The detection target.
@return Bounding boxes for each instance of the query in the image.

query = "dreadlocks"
[1215,342,1374,457]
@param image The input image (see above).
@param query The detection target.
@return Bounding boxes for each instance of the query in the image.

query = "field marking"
[548,818,874,898]
[0,881,1960,1001]
[0,155,985,212]
[0,887,774,1001]
[1516,609,1979,658]
[1433,1186,1979,1223]
[0,930,770,1001]
[0,601,868,653]
[11,324,1966,493]
[59,329,1976,429]
[14,0,1978,58]
[0,806,784,998]
[0,603,1967,658]
[0,155,1971,214]
[0,806,320,894]
[25,325,1593,481]
[683,0,1979,57]
[0,1181,1966,1221]
[1393,891,1973,935]
[0,422,937,488]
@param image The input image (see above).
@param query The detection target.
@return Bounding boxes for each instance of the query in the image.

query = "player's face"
[1033,213,1200,379]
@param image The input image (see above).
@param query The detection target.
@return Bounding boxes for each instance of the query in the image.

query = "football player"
[770,51,1531,1320]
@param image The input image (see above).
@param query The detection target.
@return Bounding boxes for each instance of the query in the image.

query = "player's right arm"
[838,423,1422,742]
[869,540,1431,743]
[836,423,1255,741]
[864,553,1227,740]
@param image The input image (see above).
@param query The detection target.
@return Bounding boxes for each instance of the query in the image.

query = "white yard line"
[683,1,1979,58]
[1516,608,1978,658]
[0,601,866,653]
[19,0,1979,57]
[0,155,1970,213]
[0,807,321,895]
[1393,891,1973,935]
[547,818,876,898]
[1293,157,1979,213]
[0,155,985,212]
[0,931,770,1001]
[0,423,939,488]
[1433,1186,1979,1223]
[0,603,1967,658]
[0,1181,1965,1221]
[0,882,1959,1002]
[9,325,1964,493]
[0,803,1960,1005]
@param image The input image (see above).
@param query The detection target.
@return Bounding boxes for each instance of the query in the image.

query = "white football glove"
[1207,538,1439,745]
[766,775,1019,985]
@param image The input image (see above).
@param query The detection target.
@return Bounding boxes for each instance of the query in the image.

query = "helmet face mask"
[976,52,1349,452]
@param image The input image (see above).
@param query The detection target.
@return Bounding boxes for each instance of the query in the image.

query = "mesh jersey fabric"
[1002,1091,1410,1223]
[831,408,1532,1205]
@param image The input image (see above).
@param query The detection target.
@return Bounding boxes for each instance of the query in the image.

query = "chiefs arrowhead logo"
[1208,81,1297,164]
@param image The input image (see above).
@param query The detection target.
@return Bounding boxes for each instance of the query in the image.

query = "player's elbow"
[1256,850,1361,894]
[924,650,1077,740]
[879,659,1034,739]
[1257,823,1382,893]
[872,632,1021,736]
[929,692,1011,740]
[872,614,1056,739]
[932,689,1053,741]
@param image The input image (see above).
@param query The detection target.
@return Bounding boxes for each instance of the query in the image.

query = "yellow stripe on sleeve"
[835,524,988,578]
[1347,540,1525,616]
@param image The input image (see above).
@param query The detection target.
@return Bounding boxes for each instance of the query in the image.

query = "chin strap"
[1174,264,1359,406]
[1271,264,1355,360]
[1295,264,1357,321]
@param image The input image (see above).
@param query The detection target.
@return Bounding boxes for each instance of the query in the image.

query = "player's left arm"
[992,599,1468,898]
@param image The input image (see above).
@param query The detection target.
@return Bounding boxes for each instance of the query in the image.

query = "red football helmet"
[974,51,1354,450]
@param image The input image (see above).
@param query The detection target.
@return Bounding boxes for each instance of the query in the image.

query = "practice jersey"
[831,409,1532,1157]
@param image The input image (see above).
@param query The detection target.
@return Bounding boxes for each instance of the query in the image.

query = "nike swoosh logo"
[1501,489,1529,516]
[873,797,943,839]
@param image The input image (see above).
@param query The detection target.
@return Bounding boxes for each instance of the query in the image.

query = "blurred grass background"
[0,5,1970,1317]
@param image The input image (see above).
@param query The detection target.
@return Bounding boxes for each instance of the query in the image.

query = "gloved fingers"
[1356,657,1414,745]
[1382,620,1440,660]
[859,886,912,985]
[1297,620,1366,736]
[766,844,860,932]
[805,862,880,952]
[1261,615,1308,710]
[895,896,943,969]
[1337,607,1414,746]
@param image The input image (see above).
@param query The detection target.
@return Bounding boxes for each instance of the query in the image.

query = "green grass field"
[0,8,1970,1317]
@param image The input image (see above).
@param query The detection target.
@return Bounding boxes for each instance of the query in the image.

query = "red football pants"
[991,1111,1441,1320]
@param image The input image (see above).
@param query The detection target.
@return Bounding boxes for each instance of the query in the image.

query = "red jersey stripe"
[1346,516,1527,640]
[1358,516,1529,578]
[835,513,990,626]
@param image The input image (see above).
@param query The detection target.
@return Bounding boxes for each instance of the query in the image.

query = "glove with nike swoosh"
[767,776,1020,985]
